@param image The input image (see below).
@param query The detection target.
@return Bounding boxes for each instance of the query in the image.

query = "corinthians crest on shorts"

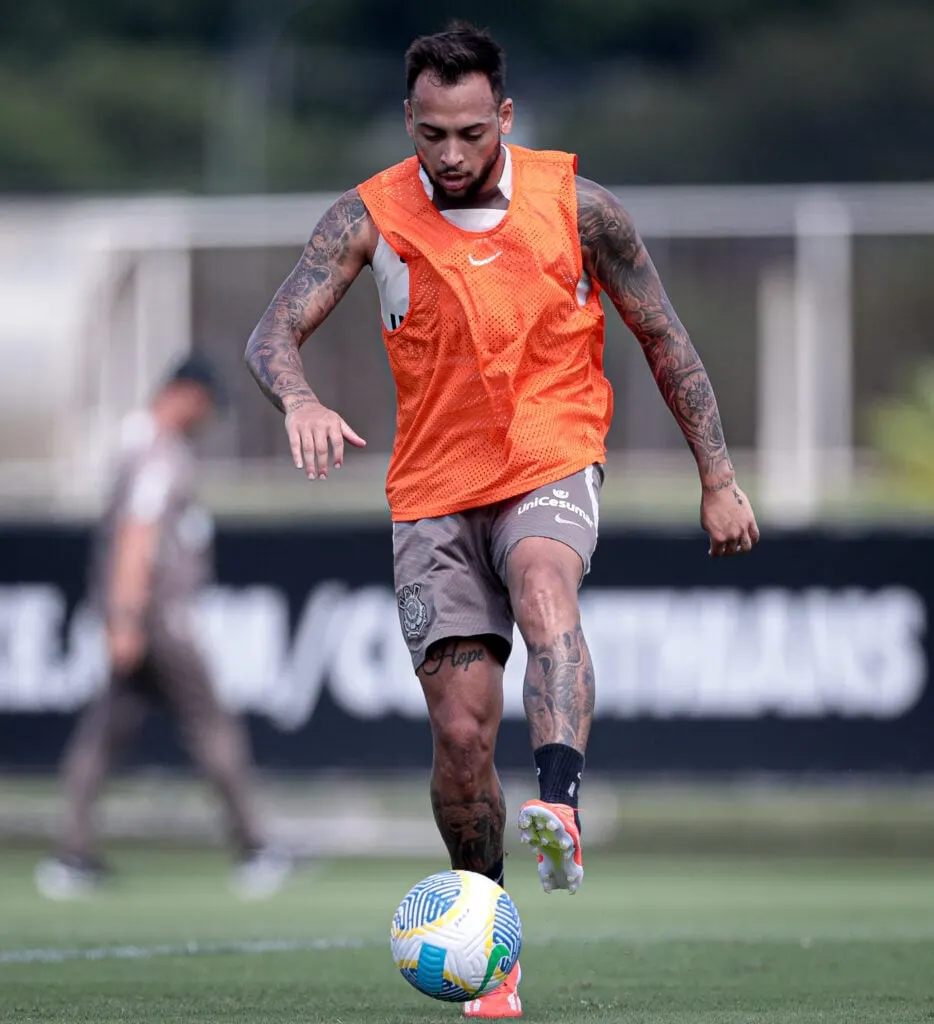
[397,583,429,640]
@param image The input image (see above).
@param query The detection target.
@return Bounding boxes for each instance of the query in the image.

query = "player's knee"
[512,560,579,643]
[433,712,496,787]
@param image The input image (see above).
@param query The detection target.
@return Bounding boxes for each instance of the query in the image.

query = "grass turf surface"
[1,847,932,1023]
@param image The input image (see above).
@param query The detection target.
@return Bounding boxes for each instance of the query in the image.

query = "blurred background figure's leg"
[152,626,292,899]
[36,678,148,899]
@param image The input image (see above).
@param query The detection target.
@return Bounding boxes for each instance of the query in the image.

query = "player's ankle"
[533,743,584,809]
[477,858,505,889]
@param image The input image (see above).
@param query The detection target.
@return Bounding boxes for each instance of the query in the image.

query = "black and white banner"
[0,525,930,773]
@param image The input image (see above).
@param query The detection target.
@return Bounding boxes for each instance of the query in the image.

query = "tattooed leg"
[522,627,595,752]
[430,785,507,881]
[418,637,507,879]
[507,539,596,754]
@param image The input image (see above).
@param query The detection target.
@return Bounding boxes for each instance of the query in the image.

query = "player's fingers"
[287,424,304,470]
[328,421,345,470]
[720,535,746,557]
[300,428,318,479]
[313,427,331,479]
[737,531,753,554]
[341,419,367,447]
[749,520,761,545]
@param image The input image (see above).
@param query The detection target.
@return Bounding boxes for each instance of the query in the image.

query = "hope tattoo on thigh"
[423,640,486,676]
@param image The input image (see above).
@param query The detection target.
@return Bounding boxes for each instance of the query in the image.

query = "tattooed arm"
[244,188,376,478]
[577,176,733,488]
[245,188,373,410]
[577,176,760,555]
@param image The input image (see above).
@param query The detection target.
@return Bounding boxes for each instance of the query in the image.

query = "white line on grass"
[0,937,364,965]
[4,925,934,968]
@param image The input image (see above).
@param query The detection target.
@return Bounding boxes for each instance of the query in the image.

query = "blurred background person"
[34,355,292,901]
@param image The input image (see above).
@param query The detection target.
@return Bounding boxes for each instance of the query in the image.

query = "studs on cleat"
[517,800,584,897]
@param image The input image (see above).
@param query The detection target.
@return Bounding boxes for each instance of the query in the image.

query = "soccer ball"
[390,869,522,1002]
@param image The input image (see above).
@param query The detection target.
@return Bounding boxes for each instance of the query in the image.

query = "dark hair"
[405,21,506,103]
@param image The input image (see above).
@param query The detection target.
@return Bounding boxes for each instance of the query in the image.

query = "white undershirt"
[370,145,590,330]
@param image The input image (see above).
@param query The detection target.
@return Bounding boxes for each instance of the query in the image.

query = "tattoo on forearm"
[523,626,595,751]
[430,786,506,874]
[577,176,733,481]
[244,189,370,412]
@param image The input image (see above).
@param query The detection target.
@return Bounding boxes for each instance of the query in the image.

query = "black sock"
[483,858,505,889]
[534,743,584,831]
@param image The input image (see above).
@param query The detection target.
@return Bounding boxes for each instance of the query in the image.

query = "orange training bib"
[357,145,613,521]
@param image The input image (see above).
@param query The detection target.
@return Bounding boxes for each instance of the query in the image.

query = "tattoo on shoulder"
[280,189,371,333]
[577,176,640,276]
[308,191,370,263]
[244,189,372,411]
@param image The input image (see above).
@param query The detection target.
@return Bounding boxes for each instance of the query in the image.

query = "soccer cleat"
[517,799,583,894]
[463,962,522,1018]
[231,845,293,901]
[34,853,111,901]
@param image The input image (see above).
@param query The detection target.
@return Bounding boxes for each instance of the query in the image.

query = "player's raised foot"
[34,853,112,900]
[231,845,293,901]
[517,799,583,894]
[463,962,522,1018]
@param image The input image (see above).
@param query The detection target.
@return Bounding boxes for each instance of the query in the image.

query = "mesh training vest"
[357,145,613,521]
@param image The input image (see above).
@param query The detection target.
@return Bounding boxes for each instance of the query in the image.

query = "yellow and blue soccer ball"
[390,870,522,1001]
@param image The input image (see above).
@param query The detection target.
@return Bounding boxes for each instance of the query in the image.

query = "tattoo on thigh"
[430,787,506,873]
[422,641,486,677]
[523,626,596,750]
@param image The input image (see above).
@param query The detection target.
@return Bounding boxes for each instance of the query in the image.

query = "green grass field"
[2,845,933,1024]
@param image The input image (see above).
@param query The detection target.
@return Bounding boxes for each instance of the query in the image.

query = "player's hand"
[701,479,760,557]
[108,620,147,676]
[284,397,366,480]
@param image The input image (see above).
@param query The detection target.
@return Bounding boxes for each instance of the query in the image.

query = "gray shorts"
[392,464,604,670]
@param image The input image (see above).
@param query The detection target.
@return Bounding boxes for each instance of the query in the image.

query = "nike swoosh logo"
[468,251,502,267]
[555,513,586,530]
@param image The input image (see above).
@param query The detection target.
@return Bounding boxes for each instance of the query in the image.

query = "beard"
[419,138,503,204]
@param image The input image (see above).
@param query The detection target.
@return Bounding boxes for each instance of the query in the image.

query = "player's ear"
[498,98,514,136]
[404,99,415,140]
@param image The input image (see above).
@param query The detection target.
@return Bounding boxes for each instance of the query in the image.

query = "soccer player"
[36,356,291,902]
[245,22,759,1016]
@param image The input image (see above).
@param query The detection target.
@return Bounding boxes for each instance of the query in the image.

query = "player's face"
[175,384,215,435]
[406,71,513,201]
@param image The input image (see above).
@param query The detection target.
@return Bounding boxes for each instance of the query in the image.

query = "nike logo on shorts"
[554,513,585,530]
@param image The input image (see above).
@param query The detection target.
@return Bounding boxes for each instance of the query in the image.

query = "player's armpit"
[244,188,377,413]
[576,176,734,487]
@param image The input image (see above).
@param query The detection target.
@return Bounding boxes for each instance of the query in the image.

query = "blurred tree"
[0,0,932,192]
[869,361,934,502]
